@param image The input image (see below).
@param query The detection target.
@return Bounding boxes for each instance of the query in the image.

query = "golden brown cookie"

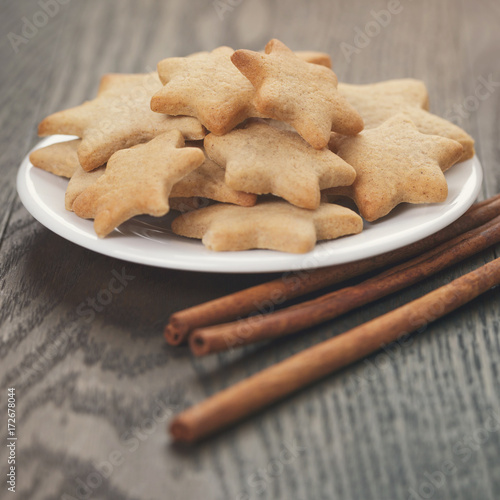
[194,49,332,68]
[65,165,105,211]
[27,138,105,211]
[38,73,205,171]
[327,115,464,221]
[264,119,296,133]
[231,39,363,149]
[151,47,261,135]
[29,139,81,178]
[72,130,205,237]
[44,137,255,211]
[29,138,106,211]
[339,79,430,111]
[204,120,356,210]
[292,51,332,68]
[171,200,363,253]
[170,148,256,207]
[338,80,474,161]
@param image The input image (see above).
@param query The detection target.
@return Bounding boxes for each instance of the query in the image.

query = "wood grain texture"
[0,0,499,499]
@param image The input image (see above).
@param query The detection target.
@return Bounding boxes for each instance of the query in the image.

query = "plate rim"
[17,136,483,274]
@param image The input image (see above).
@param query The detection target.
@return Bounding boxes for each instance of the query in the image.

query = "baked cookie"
[38,73,205,171]
[338,80,474,161]
[35,137,255,212]
[65,164,105,211]
[231,39,363,149]
[29,139,81,178]
[338,79,429,114]
[171,147,256,207]
[292,51,332,68]
[327,115,464,221]
[152,47,261,135]
[204,120,356,210]
[72,130,205,237]
[171,200,363,253]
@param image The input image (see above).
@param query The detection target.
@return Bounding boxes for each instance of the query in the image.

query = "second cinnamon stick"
[190,215,500,355]
[170,256,500,443]
[165,195,500,345]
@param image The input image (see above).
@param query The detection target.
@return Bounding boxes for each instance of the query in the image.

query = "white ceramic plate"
[17,135,483,274]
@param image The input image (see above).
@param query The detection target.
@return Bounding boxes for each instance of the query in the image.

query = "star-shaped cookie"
[72,130,205,237]
[327,115,464,221]
[38,73,205,171]
[29,138,106,210]
[171,200,363,253]
[170,146,257,207]
[231,39,364,149]
[66,164,105,211]
[33,137,255,212]
[191,49,332,68]
[294,51,332,68]
[29,139,81,178]
[204,121,356,210]
[338,80,474,162]
[151,47,262,135]
[338,79,430,116]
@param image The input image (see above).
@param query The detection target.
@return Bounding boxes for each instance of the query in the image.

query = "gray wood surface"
[1,0,499,499]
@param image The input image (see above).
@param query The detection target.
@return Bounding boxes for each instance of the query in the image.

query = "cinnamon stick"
[190,215,500,355]
[165,195,500,345]
[170,256,500,443]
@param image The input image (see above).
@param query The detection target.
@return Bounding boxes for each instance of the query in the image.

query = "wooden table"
[1,1,499,499]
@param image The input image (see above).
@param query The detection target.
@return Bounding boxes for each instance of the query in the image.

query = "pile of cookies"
[30,39,473,253]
